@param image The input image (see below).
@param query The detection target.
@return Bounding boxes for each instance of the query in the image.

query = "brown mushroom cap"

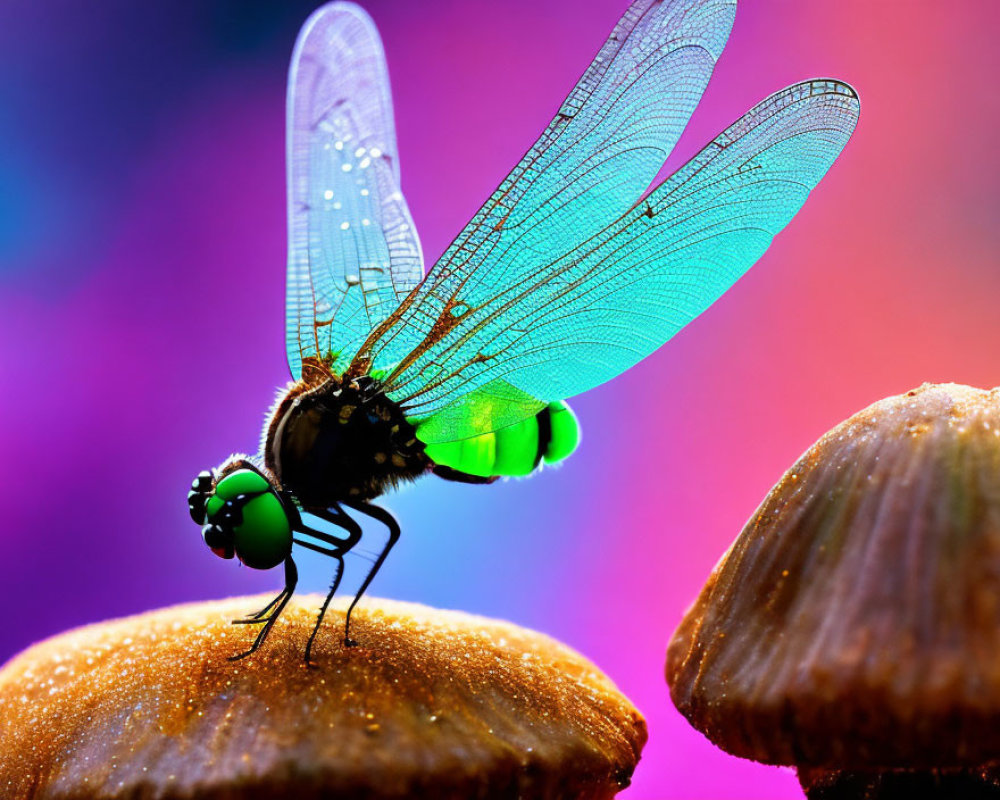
[667,383,1000,771]
[0,595,645,799]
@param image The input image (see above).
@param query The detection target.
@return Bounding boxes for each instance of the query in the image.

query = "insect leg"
[234,589,288,622]
[340,501,401,647]
[303,549,346,667]
[228,556,298,661]
[296,507,362,551]
[293,506,364,659]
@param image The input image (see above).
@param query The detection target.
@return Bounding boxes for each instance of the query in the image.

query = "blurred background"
[2,1,998,797]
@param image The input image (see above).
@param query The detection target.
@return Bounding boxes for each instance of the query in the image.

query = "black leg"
[285,503,400,657]
[235,589,287,622]
[290,506,361,664]
[307,505,362,550]
[340,500,401,647]
[304,553,346,666]
[228,556,298,661]
[284,499,360,551]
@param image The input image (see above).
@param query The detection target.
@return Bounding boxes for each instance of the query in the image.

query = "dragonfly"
[188,0,859,663]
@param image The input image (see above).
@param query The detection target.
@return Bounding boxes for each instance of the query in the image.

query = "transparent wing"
[386,80,860,443]
[353,0,736,375]
[286,1,423,380]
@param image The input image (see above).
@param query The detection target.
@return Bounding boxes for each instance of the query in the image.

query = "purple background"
[3,2,999,797]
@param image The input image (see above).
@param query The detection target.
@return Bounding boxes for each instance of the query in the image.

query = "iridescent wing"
[376,79,860,443]
[286,2,423,380]
[353,0,736,377]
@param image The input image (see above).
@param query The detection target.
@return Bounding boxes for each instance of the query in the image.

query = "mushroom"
[666,383,1000,798]
[0,595,645,799]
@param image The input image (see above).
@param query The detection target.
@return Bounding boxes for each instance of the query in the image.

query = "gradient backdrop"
[2,2,998,797]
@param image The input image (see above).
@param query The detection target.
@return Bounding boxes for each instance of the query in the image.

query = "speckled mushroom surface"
[667,383,1000,770]
[0,596,645,799]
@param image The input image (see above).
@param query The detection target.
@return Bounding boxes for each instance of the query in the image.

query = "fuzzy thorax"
[263,366,428,507]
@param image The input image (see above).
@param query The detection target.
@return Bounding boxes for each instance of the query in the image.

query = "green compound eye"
[203,469,293,570]
[205,470,271,520]
[215,469,271,500]
[233,492,293,570]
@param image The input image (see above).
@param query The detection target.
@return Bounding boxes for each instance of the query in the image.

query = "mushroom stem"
[799,765,1000,799]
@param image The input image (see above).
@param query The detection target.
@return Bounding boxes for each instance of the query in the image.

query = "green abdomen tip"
[421,401,580,478]
[544,400,580,465]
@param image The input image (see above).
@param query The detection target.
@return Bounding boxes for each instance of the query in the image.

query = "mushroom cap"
[667,383,1000,770]
[1,595,645,799]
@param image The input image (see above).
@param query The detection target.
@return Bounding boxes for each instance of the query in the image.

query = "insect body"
[189,0,859,662]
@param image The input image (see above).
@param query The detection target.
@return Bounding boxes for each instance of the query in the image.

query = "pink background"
[2,2,998,797]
